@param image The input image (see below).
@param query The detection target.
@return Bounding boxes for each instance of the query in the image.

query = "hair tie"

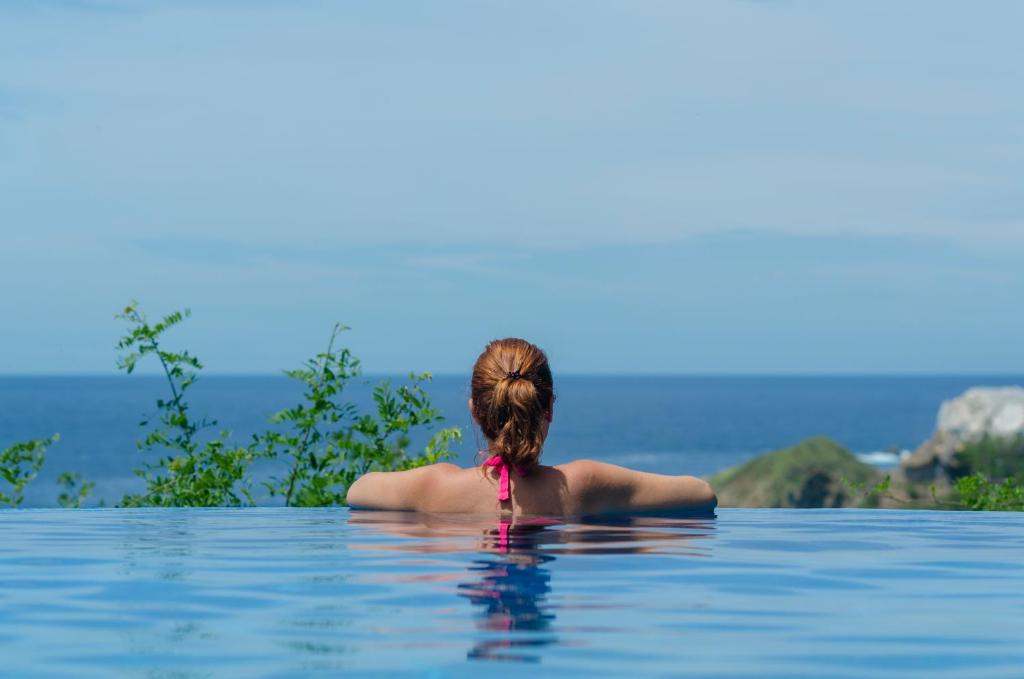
[506,369,521,381]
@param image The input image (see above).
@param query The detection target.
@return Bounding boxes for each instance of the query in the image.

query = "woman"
[347,338,717,516]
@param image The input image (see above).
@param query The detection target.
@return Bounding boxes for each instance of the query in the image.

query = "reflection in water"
[460,522,558,662]
[350,510,716,664]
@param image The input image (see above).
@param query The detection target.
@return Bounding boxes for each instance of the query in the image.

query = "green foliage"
[258,324,461,506]
[947,435,1024,512]
[842,473,963,510]
[844,473,891,497]
[116,303,460,508]
[955,473,1024,511]
[116,302,257,507]
[57,472,95,509]
[845,474,893,508]
[952,434,1024,480]
[0,434,58,507]
[843,465,1024,512]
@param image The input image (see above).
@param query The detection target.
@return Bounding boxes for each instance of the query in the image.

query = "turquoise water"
[1,509,1022,678]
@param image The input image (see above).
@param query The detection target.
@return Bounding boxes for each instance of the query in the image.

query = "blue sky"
[1,1,1022,374]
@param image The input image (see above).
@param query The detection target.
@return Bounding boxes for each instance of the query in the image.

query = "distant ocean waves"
[600,448,913,474]
[855,449,913,468]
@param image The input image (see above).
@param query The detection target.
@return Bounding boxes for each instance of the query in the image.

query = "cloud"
[124,236,341,266]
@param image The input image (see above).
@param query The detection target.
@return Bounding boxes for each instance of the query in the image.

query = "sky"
[1,0,1022,375]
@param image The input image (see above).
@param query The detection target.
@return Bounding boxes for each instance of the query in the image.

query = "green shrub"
[947,436,1024,512]
[0,435,58,507]
[57,472,96,509]
[116,304,257,507]
[952,434,1024,480]
[257,324,461,506]
[955,473,1024,511]
[116,303,459,507]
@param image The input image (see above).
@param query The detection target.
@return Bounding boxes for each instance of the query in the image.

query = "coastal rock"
[902,386,1024,482]
[710,437,881,508]
[938,387,1024,440]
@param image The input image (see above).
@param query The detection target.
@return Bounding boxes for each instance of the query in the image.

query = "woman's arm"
[346,463,457,510]
[565,460,717,515]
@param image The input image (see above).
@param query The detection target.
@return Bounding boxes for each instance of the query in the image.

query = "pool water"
[1,509,1022,678]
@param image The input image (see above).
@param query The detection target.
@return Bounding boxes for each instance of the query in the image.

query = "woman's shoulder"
[347,462,465,510]
[552,458,717,513]
[553,459,633,485]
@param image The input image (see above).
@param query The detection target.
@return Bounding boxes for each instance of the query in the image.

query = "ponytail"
[471,338,553,472]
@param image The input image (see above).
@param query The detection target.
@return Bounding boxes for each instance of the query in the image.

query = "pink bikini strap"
[482,455,511,501]
[496,518,511,552]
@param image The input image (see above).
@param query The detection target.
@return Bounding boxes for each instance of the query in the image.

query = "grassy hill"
[709,436,882,508]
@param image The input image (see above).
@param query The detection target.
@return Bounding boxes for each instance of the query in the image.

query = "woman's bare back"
[347,460,716,516]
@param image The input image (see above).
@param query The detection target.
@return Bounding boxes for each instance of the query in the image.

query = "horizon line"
[2,371,1023,380]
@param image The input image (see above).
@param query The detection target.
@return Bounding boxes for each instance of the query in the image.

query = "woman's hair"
[471,338,554,472]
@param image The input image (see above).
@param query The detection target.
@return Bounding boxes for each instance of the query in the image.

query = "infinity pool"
[1,508,1022,678]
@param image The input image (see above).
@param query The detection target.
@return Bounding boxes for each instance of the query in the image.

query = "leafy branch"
[116,302,256,507]
[955,474,1024,511]
[257,325,461,506]
[0,435,58,507]
[844,470,1024,511]
[57,472,96,509]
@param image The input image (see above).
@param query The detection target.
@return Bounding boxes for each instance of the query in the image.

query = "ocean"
[1,375,1021,508]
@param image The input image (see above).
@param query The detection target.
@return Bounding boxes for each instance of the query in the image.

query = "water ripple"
[0,508,1021,677]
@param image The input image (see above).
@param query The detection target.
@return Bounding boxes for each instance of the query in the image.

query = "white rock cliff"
[937,387,1024,441]
[901,386,1024,480]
